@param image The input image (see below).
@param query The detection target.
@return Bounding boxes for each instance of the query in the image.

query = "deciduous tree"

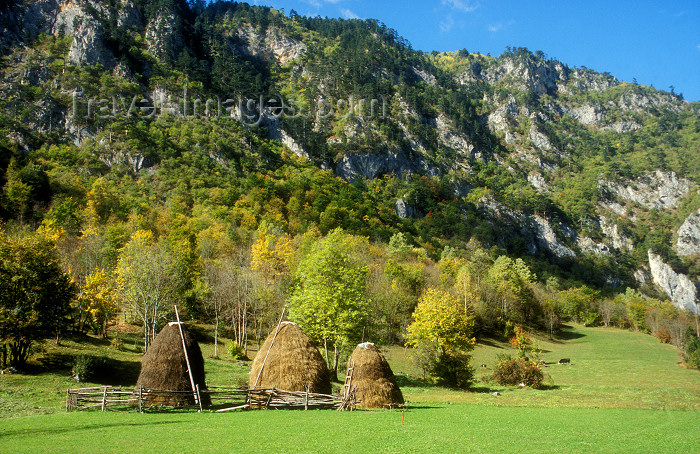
[289,228,370,380]
[0,232,75,367]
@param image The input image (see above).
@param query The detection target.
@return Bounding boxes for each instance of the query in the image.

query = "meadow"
[1,324,698,453]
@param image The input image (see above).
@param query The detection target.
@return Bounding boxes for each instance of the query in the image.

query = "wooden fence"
[66,386,353,413]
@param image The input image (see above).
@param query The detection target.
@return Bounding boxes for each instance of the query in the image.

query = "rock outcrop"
[677,210,700,256]
[335,151,439,181]
[237,26,306,64]
[600,171,692,210]
[145,7,185,63]
[648,251,698,314]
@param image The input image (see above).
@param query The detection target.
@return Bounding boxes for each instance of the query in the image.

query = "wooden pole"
[101,387,107,412]
[304,385,309,411]
[252,308,286,389]
[174,305,200,411]
[138,385,143,413]
[196,384,203,413]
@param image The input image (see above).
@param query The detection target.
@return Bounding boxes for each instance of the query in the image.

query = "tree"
[289,229,370,380]
[78,268,117,338]
[0,232,75,368]
[202,256,253,358]
[116,230,184,352]
[487,256,537,324]
[405,288,476,387]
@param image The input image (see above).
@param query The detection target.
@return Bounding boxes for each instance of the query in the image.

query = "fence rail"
[66,386,353,412]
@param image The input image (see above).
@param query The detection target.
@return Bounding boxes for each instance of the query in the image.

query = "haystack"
[135,322,211,407]
[345,342,403,408]
[249,321,331,394]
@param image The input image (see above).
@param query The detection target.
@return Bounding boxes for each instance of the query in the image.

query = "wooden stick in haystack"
[174,305,201,412]
[252,307,286,389]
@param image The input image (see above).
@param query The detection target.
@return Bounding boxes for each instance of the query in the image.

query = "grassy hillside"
[1,325,698,452]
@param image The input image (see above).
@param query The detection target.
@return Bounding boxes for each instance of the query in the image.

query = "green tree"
[405,288,476,387]
[116,230,184,351]
[487,256,537,324]
[289,228,370,380]
[0,232,76,367]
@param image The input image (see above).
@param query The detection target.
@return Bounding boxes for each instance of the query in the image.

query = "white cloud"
[442,0,479,13]
[341,8,360,19]
[302,0,342,7]
[488,20,514,33]
[440,16,455,34]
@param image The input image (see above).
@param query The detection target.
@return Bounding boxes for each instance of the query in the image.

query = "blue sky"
[248,0,700,102]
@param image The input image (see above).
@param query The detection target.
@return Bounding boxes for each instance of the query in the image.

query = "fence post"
[139,385,143,413]
[101,387,107,412]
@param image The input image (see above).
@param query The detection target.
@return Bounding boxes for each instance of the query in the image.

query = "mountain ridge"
[0,0,698,313]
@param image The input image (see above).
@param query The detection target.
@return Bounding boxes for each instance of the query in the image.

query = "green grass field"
[1,324,698,453]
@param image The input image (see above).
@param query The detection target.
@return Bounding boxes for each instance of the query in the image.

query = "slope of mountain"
[0,0,698,311]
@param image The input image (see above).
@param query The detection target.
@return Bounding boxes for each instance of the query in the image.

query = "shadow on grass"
[0,420,181,439]
[26,353,141,386]
[396,375,500,395]
[477,338,505,349]
[549,324,586,343]
[64,333,111,347]
[395,374,440,389]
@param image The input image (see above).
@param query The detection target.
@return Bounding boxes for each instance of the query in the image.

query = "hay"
[345,342,403,409]
[135,323,211,407]
[249,322,331,394]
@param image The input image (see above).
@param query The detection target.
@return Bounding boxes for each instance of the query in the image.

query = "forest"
[0,0,699,381]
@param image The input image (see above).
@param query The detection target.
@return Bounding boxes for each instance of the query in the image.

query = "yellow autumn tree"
[406,288,476,387]
[250,231,294,279]
[79,268,117,338]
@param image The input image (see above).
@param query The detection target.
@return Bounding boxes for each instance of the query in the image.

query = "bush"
[432,352,474,388]
[71,355,109,383]
[684,328,700,369]
[491,355,545,389]
[110,335,125,351]
[226,341,244,360]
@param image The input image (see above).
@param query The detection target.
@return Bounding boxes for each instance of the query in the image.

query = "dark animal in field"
[480,364,488,368]
[558,358,571,364]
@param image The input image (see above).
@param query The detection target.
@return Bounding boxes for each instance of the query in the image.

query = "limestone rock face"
[648,251,698,314]
[563,104,605,126]
[335,151,438,181]
[394,198,420,219]
[237,25,306,64]
[600,171,691,210]
[54,1,114,67]
[478,196,576,259]
[677,210,700,256]
[145,7,185,63]
[532,215,576,258]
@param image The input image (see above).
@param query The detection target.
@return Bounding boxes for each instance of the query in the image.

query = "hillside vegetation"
[0,1,698,377]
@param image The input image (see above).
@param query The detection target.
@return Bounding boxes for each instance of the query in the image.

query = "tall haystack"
[345,342,403,408]
[249,321,331,394]
[135,322,211,407]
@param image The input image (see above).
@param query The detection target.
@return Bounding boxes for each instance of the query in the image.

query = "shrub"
[227,341,244,360]
[509,326,533,358]
[110,335,125,351]
[432,352,474,388]
[491,355,544,389]
[71,355,109,382]
[654,326,671,344]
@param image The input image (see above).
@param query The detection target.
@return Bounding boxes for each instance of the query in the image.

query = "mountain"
[0,0,698,312]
